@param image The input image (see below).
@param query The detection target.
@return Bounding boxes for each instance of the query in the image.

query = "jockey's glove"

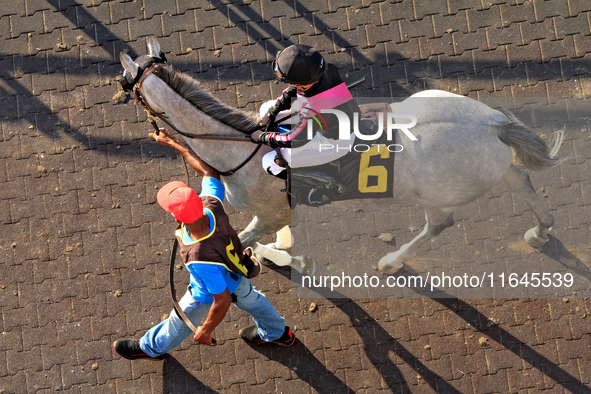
[250,130,281,149]
[260,113,277,132]
[250,130,268,144]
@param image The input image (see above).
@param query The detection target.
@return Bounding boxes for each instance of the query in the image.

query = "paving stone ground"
[1,0,591,393]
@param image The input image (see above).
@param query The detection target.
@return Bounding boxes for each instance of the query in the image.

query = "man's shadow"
[160,337,356,393]
[247,338,357,393]
[162,356,219,394]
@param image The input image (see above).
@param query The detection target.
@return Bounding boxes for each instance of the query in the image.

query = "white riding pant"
[259,100,353,176]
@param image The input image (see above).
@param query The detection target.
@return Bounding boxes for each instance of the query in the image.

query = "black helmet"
[272,45,325,85]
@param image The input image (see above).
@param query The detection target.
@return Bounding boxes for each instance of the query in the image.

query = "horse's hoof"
[524,227,549,248]
[259,257,276,267]
[378,257,403,275]
[301,255,316,276]
[257,243,278,267]
[292,255,316,276]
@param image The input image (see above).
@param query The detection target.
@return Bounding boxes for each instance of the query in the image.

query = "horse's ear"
[120,52,139,79]
[147,36,161,58]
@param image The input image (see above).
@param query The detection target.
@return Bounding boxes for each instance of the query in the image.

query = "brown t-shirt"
[176,196,254,303]
[177,196,246,271]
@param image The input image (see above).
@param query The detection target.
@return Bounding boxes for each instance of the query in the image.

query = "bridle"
[120,60,262,177]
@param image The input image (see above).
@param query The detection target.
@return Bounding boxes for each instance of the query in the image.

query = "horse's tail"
[496,108,565,171]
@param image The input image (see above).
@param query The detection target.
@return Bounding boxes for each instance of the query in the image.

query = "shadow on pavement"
[282,265,588,393]
[248,339,356,394]
[540,234,591,284]
[433,297,587,393]
[163,355,220,394]
[286,270,450,393]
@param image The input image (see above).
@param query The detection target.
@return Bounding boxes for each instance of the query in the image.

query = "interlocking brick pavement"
[1,0,591,393]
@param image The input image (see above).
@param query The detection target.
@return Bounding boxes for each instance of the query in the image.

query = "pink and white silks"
[260,83,356,176]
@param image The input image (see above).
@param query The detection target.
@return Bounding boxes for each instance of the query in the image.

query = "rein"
[133,64,262,177]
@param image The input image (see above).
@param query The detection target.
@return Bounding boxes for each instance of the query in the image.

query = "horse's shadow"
[539,234,591,283]
[286,270,459,392]
[279,265,588,393]
[400,265,588,393]
[430,296,589,393]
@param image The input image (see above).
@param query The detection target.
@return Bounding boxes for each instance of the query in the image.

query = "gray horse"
[120,37,562,275]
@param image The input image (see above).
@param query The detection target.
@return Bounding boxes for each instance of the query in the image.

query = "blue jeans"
[139,277,285,357]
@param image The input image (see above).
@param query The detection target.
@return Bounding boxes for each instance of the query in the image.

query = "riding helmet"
[272,45,325,85]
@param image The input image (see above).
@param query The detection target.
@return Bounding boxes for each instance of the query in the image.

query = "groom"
[113,129,295,361]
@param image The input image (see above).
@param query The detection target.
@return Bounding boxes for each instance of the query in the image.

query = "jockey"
[250,44,360,205]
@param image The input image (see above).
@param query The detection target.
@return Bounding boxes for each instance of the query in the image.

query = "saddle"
[280,102,393,208]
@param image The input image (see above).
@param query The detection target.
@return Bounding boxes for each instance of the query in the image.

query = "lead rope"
[145,110,191,185]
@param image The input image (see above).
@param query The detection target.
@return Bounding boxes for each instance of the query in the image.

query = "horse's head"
[119,36,167,94]
[119,36,260,136]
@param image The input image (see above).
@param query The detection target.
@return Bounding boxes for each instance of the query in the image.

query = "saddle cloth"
[291,102,396,204]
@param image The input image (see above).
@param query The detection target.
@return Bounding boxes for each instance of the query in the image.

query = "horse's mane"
[152,65,260,134]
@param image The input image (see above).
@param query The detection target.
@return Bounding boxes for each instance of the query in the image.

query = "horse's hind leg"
[274,225,293,249]
[261,225,293,263]
[238,215,316,274]
[501,165,554,247]
[378,208,455,274]
[238,214,289,249]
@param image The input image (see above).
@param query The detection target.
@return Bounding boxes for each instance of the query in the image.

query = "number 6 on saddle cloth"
[273,117,396,208]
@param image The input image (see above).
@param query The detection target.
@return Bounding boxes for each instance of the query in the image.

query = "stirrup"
[307,186,344,206]
[291,170,346,207]
[308,188,326,206]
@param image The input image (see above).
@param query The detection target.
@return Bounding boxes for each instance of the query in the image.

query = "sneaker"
[113,339,166,361]
[239,325,296,347]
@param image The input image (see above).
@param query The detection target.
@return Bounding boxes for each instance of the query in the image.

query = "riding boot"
[270,169,287,180]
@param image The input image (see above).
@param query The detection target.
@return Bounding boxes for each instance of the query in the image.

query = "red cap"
[157,181,203,224]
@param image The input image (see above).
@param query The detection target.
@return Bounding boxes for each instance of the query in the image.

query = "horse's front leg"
[271,225,293,249]
[259,225,293,265]
[378,209,455,274]
[252,241,315,275]
[238,212,315,275]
